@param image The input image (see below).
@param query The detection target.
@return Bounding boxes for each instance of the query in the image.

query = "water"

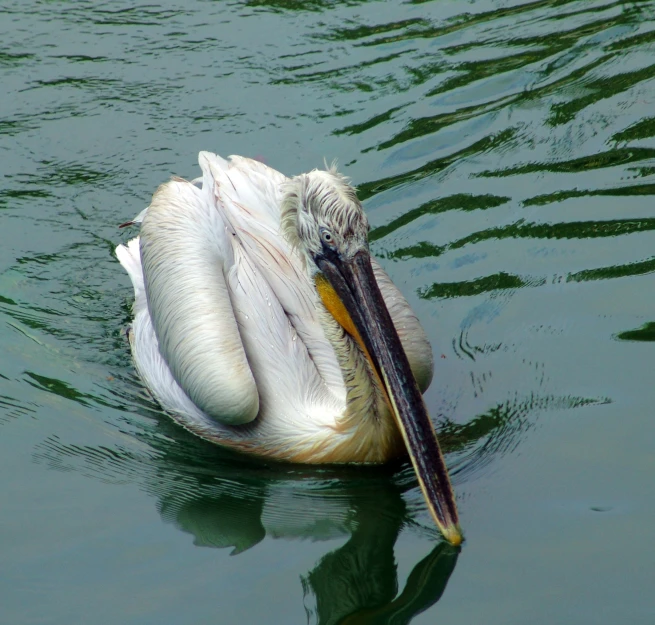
[2,0,655,622]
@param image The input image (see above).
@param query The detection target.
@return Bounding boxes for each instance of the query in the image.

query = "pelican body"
[116,152,461,544]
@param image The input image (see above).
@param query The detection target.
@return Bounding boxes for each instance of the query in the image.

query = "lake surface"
[2,0,655,623]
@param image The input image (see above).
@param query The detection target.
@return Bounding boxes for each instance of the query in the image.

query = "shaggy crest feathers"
[280,167,369,270]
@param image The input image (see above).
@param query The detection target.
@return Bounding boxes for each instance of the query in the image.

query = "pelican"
[116,151,462,545]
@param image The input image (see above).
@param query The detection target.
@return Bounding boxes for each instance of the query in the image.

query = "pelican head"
[281,168,462,546]
[281,167,368,269]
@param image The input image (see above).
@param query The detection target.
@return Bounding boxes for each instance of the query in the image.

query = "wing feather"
[138,178,259,425]
[117,151,346,436]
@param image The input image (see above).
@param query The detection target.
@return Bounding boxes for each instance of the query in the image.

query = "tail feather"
[116,238,148,314]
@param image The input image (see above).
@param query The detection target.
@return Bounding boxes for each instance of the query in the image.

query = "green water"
[2,0,655,622]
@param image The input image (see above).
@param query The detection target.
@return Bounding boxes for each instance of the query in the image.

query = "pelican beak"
[316,250,462,545]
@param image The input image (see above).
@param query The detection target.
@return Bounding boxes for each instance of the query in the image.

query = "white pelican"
[116,151,462,545]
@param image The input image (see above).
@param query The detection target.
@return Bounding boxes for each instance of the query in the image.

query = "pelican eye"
[320,228,335,246]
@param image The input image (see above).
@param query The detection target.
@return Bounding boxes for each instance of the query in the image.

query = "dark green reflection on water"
[356,128,517,200]
[615,322,655,341]
[612,117,655,142]
[369,194,509,243]
[304,529,457,625]
[524,183,655,207]
[419,272,531,300]
[567,256,655,283]
[477,147,655,178]
[342,0,653,161]
[550,61,655,126]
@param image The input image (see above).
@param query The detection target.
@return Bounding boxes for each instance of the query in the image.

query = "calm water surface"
[2,0,655,623]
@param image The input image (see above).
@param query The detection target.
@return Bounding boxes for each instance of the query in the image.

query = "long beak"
[317,250,462,545]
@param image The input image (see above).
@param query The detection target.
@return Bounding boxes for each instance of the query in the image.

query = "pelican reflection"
[157,460,459,625]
